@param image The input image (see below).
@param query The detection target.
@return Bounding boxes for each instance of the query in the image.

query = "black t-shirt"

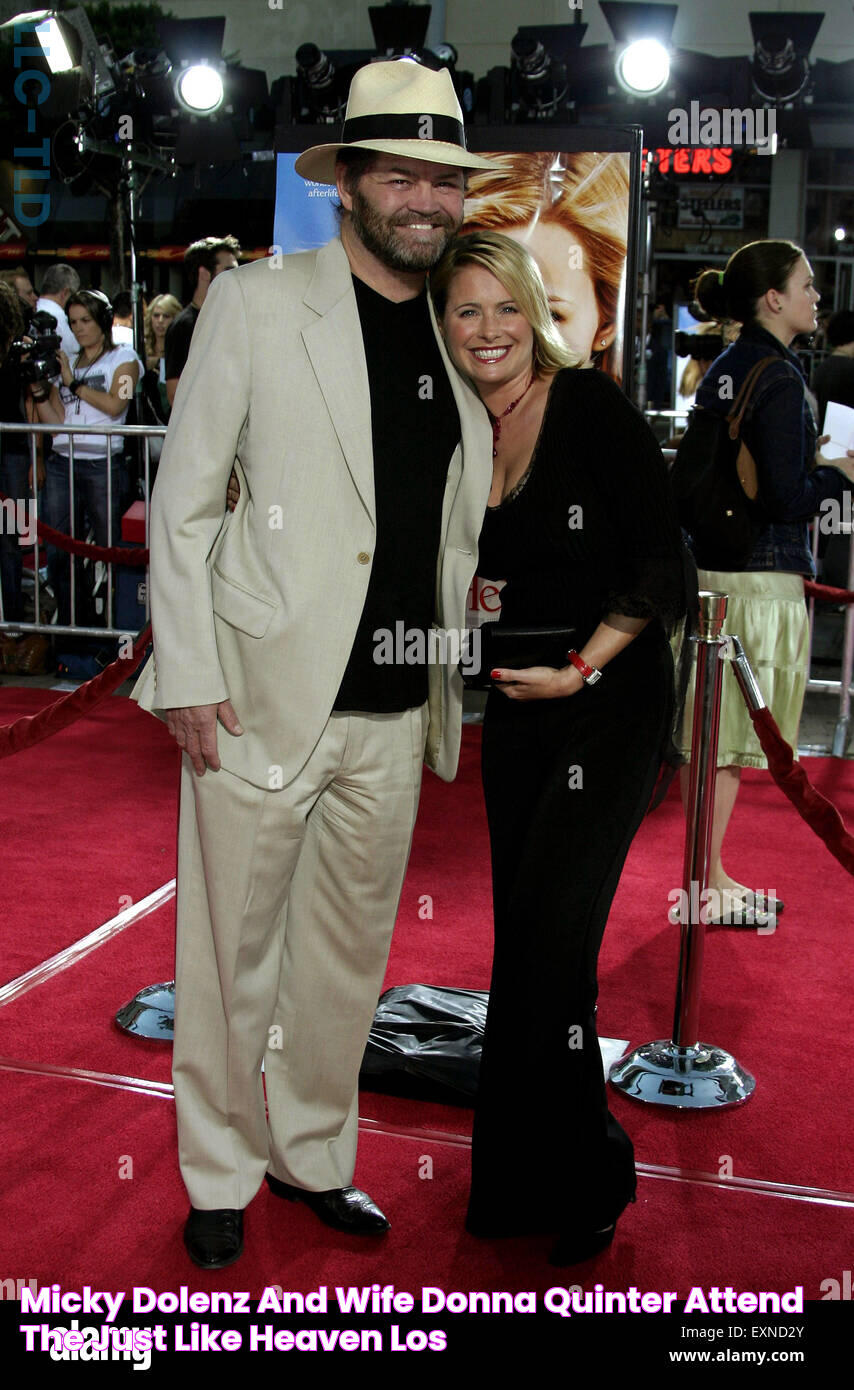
[333,276,460,712]
[163,303,200,382]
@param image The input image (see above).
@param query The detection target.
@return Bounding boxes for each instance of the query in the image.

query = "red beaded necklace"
[487,374,534,458]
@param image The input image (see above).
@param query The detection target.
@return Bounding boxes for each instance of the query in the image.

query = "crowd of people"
[0,237,241,669]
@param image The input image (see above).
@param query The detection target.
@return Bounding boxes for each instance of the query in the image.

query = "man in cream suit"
[134,59,494,1268]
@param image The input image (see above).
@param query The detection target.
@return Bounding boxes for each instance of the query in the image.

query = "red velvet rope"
[0,489,148,566]
[2,625,853,884]
[804,580,854,605]
[749,706,854,875]
[0,625,151,761]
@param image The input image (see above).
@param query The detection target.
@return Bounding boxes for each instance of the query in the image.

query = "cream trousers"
[172,703,429,1209]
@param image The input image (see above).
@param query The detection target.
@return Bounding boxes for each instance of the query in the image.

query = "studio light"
[294,43,346,121]
[34,15,76,72]
[835,226,848,242]
[511,31,552,86]
[600,2,678,97]
[616,37,671,95]
[175,62,225,115]
[749,11,824,105]
[368,3,431,56]
[3,6,114,98]
[1,9,75,69]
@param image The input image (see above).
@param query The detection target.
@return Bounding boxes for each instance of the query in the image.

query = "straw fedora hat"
[294,58,498,185]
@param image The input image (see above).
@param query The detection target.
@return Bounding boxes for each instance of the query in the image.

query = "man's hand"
[165,700,243,775]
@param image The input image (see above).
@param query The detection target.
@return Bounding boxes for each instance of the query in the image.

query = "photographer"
[0,282,30,638]
[28,289,141,635]
[0,266,38,318]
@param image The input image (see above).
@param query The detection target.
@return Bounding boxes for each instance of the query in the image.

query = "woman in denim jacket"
[679,240,854,927]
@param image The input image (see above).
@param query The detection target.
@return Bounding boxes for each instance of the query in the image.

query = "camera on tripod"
[7,310,63,387]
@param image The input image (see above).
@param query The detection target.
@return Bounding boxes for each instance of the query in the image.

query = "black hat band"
[341,112,467,148]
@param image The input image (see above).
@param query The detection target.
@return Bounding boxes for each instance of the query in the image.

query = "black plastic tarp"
[359,983,487,1105]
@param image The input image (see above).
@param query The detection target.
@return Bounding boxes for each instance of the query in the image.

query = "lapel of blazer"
[301,238,375,523]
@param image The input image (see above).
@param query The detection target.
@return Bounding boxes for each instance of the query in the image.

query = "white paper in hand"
[821,400,854,459]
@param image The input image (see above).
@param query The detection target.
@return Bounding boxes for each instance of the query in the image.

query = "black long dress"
[467,368,687,1238]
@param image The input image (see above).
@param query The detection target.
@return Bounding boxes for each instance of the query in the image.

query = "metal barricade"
[0,420,165,639]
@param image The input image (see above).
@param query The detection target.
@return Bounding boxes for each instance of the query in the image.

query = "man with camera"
[0,281,29,641]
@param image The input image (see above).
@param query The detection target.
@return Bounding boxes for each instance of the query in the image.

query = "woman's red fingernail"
[490,670,501,679]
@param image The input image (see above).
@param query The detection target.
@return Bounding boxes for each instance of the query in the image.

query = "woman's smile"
[471,345,512,362]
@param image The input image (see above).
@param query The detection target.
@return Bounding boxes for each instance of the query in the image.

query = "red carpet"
[1,687,852,1361]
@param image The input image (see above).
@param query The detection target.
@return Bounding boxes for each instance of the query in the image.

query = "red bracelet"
[567,648,602,685]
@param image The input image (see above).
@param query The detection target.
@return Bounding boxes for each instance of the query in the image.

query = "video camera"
[7,310,63,387]
[675,330,725,363]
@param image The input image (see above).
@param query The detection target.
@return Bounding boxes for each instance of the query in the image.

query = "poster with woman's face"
[461,151,631,384]
[274,145,633,385]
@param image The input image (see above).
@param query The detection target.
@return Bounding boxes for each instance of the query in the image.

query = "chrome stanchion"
[609,590,757,1108]
[831,523,854,758]
[116,982,174,1039]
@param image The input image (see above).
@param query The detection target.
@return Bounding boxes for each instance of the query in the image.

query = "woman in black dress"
[430,232,687,1265]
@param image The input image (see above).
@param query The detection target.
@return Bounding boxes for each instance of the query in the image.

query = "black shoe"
[183,1208,244,1269]
[548,1182,636,1266]
[265,1173,389,1234]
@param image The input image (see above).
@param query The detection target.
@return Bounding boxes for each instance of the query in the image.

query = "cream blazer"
[132,237,493,788]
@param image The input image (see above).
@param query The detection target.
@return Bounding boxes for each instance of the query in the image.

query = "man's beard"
[349,188,459,271]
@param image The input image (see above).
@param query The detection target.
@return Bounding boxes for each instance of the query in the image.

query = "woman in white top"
[29,288,141,628]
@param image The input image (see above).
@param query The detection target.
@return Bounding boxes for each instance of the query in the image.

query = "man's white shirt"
[35,295,79,359]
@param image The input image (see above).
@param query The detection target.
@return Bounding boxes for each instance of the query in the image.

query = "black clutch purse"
[462,624,577,690]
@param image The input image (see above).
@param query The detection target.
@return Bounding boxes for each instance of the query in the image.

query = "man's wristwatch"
[567,649,603,685]
[68,379,82,396]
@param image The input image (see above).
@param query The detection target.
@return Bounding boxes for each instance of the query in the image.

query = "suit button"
[357,552,371,564]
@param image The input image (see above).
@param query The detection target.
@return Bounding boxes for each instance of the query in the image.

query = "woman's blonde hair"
[144,293,182,362]
[461,151,629,381]
[430,231,582,378]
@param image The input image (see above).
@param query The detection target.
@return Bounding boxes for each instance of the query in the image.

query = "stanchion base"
[115,981,174,1039]
[609,1039,755,1109]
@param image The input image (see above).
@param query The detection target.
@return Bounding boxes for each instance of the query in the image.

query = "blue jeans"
[43,450,123,627]
[0,448,31,623]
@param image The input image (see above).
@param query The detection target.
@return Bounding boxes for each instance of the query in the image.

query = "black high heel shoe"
[548,1185,636,1266]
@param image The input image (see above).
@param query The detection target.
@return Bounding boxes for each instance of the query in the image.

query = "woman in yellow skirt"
[678,241,854,926]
